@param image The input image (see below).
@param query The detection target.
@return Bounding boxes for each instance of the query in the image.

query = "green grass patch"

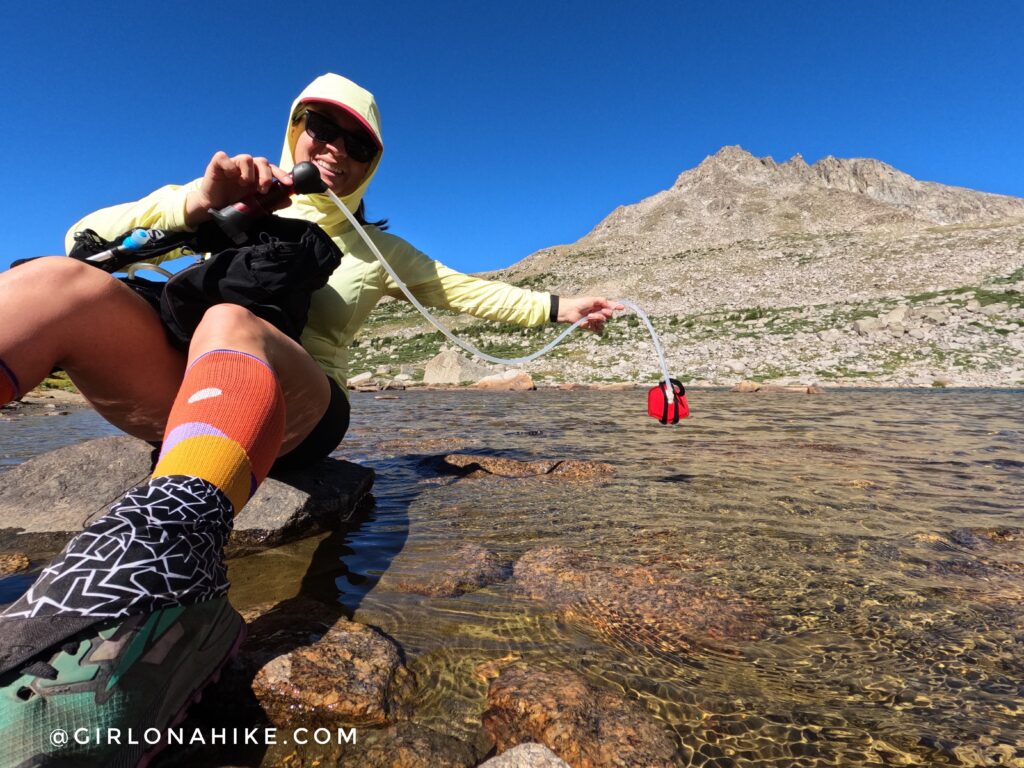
[39,371,79,393]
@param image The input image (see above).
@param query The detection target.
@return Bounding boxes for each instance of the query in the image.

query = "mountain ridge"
[575,145,1024,253]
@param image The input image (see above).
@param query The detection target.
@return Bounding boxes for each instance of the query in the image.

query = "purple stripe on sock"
[189,348,274,374]
[159,422,229,459]
[0,357,22,400]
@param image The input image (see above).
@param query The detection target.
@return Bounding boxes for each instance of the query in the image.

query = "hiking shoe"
[0,597,245,768]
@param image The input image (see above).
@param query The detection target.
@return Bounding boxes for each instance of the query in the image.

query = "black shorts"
[271,376,350,472]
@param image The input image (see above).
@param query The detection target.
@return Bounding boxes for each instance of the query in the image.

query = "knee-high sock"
[0,356,21,405]
[0,349,286,622]
[153,349,286,515]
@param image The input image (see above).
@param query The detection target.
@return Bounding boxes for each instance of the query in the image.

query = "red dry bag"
[647,379,689,424]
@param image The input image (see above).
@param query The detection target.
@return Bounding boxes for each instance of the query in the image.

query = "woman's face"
[292,102,375,196]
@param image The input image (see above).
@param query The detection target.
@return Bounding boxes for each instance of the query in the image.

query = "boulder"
[482,666,679,768]
[882,306,908,326]
[479,742,570,767]
[908,306,949,323]
[979,302,1009,317]
[853,317,884,335]
[173,596,413,768]
[346,371,374,388]
[251,619,410,728]
[474,370,536,391]
[0,436,373,560]
[423,350,494,385]
[514,546,770,654]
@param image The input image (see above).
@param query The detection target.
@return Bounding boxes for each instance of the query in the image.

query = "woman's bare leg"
[0,257,185,439]
[186,302,331,454]
[0,257,330,452]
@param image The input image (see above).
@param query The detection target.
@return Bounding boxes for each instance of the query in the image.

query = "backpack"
[68,216,342,352]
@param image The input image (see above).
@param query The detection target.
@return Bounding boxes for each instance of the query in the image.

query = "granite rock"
[0,436,373,559]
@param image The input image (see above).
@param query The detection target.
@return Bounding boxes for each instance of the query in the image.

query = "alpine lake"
[2,388,1022,767]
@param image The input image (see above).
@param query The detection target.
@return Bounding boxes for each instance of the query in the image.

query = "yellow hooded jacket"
[64,73,552,391]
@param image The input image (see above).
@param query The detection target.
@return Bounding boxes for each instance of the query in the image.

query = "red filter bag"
[648,378,689,424]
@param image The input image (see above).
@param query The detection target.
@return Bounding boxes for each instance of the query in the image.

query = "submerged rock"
[0,436,373,559]
[388,542,512,598]
[482,666,679,768]
[514,546,770,654]
[479,742,570,767]
[251,620,410,728]
[0,552,30,576]
[353,722,480,768]
[202,597,412,730]
[435,454,615,481]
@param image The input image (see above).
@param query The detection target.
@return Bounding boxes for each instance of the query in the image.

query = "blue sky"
[1,1,1021,273]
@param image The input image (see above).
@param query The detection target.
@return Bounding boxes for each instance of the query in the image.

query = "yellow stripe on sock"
[153,435,253,513]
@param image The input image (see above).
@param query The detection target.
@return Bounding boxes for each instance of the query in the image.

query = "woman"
[0,73,619,766]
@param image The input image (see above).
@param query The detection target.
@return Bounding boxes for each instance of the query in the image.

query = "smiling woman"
[0,71,622,767]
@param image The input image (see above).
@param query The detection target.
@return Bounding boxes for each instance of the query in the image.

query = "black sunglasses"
[298,109,378,164]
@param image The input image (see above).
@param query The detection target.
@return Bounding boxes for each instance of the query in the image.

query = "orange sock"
[0,357,21,405]
[152,349,286,514]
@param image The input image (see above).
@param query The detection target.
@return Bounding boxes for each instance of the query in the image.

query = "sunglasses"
[299,109,378,164]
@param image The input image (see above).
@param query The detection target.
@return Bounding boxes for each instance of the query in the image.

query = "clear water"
[3,389,1023,765]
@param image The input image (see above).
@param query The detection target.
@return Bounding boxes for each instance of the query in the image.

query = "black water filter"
[209,161,327,243]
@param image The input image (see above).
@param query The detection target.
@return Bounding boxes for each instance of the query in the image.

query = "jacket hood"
[280,73,383,232]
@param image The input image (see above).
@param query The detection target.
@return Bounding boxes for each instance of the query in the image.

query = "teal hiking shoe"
[0,597,245,768]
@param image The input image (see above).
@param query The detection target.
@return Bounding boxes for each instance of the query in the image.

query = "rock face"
[514,546,770,654]
[434,454,615,482]
[482,667,679,768]
[0,436,373,559]
[424,350,496,385]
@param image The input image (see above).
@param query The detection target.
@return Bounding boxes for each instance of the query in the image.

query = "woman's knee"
[190,304,276,357]
[8,257,123,307]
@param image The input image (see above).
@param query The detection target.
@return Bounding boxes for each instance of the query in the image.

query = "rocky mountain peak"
[586,145,1024,250]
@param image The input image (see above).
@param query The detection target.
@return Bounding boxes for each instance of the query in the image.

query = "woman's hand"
[557,296,625,334]
[184,152,293,227]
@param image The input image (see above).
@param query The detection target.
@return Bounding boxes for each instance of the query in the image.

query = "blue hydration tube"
[324,190,674,395]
